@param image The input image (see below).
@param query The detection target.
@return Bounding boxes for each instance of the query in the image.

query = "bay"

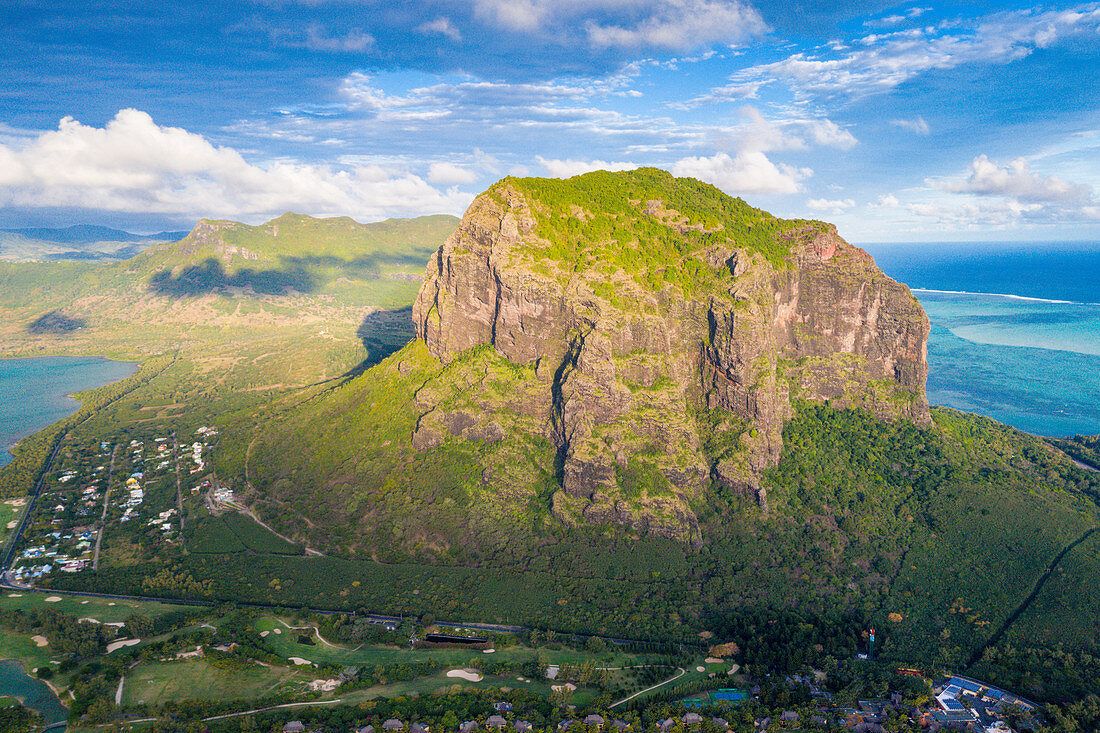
[863,241,1100,437]
[0,356,138,468]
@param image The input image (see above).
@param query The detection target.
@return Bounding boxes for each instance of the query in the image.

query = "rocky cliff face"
[411,169,929,540]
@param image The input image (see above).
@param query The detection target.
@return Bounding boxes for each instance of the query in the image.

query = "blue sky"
[1,0,1098,241]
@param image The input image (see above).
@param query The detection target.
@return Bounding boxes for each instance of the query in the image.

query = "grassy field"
[255,616,650,670]
[120,658,312,706]
[0,627,54,670]
[0,591,193,624]
[0,498,27,547]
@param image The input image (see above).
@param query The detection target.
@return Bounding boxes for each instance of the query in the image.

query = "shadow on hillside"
[148,251,432,297]
[280,251,431,279]
[27,310,87,335]
[149,258,323,296]
[340,307,417,380]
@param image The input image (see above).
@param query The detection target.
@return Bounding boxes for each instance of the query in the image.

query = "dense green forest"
[46,400,1100,703]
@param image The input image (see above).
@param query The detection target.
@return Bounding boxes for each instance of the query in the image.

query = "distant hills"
[0,224,189,261]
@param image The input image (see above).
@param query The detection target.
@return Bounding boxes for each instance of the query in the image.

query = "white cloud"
[464,0,766,51]
[736,6,1100,98]
[876,194,900,207]
[417,17,463,41]
[303,24,374,52]
[471,0,547,32]
[428,162,478,184]
[669,81,764,109]
[934,154,1094,203]
[727,106,857,153]
[903,199,1045,229]
[866,7,930,27]
[0,109,471,221]
[672,151,811,194]
[890,116,930,135]
[586,0,767,51]
[803,117,858,150]
[536,156,638,177]
[807,197,855,214]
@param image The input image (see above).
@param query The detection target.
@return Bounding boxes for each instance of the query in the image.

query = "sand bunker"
[551,683,577,693]
[81,600,88,604]
[260,630,270,637]
[289,657,313,666]
[7,593,22,598]
[80,617,102,624]
[309,679,340,692]
[108,602,116,606]
[728,664,740,674]
[273,628,282,634]
[482,648,496,654]
[32,635,48,647]
[5,521,15,529]
[446,668,484,682]
[107,638,140,653]
[696,666,705,672]
[705,657,723,664]
[44,596,62,602]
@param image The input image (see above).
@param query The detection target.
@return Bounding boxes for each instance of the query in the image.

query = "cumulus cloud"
[428,162,478,184]
[726,106,857,153]
[417,17,463,42]
[672,151,811,194]
[876,194,900,207]
[934,154,1093,203]
[536,156,638,177]
[585,0,767,51]
[807,197,855,214]
[890,116,930,135]
[0,109,471,221]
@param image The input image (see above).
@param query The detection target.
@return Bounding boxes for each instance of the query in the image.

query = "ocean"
[863,241,1100,437]
[0,356,138,468]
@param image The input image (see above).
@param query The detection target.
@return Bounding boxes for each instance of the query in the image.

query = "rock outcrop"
[411,169,929,540]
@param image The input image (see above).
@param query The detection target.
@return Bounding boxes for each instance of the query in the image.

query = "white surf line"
[609,667,685,708]
[910,288,1087,305]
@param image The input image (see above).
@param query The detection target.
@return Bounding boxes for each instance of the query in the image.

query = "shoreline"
[0,355,141,466]
[0,655,70,715]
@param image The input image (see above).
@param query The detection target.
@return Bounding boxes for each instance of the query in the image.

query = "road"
[0,432,68,580]
[173,432,187,553]
[93,443,120,571]
[609,667,686,708]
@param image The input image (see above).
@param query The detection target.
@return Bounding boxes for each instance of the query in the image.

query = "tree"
[586,636,607,654]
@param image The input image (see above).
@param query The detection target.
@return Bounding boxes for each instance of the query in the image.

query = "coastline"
[0,355,140,468]
[0,656,70,722]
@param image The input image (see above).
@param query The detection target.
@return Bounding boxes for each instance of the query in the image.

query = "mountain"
[22,173,1100,702]
[411,169,929,538]
[132,211,459,296]
[0,224,188,244]
[0,225,188,262]
[241,170,935,549]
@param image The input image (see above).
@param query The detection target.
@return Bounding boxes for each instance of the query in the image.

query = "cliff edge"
[411,169,929,540]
